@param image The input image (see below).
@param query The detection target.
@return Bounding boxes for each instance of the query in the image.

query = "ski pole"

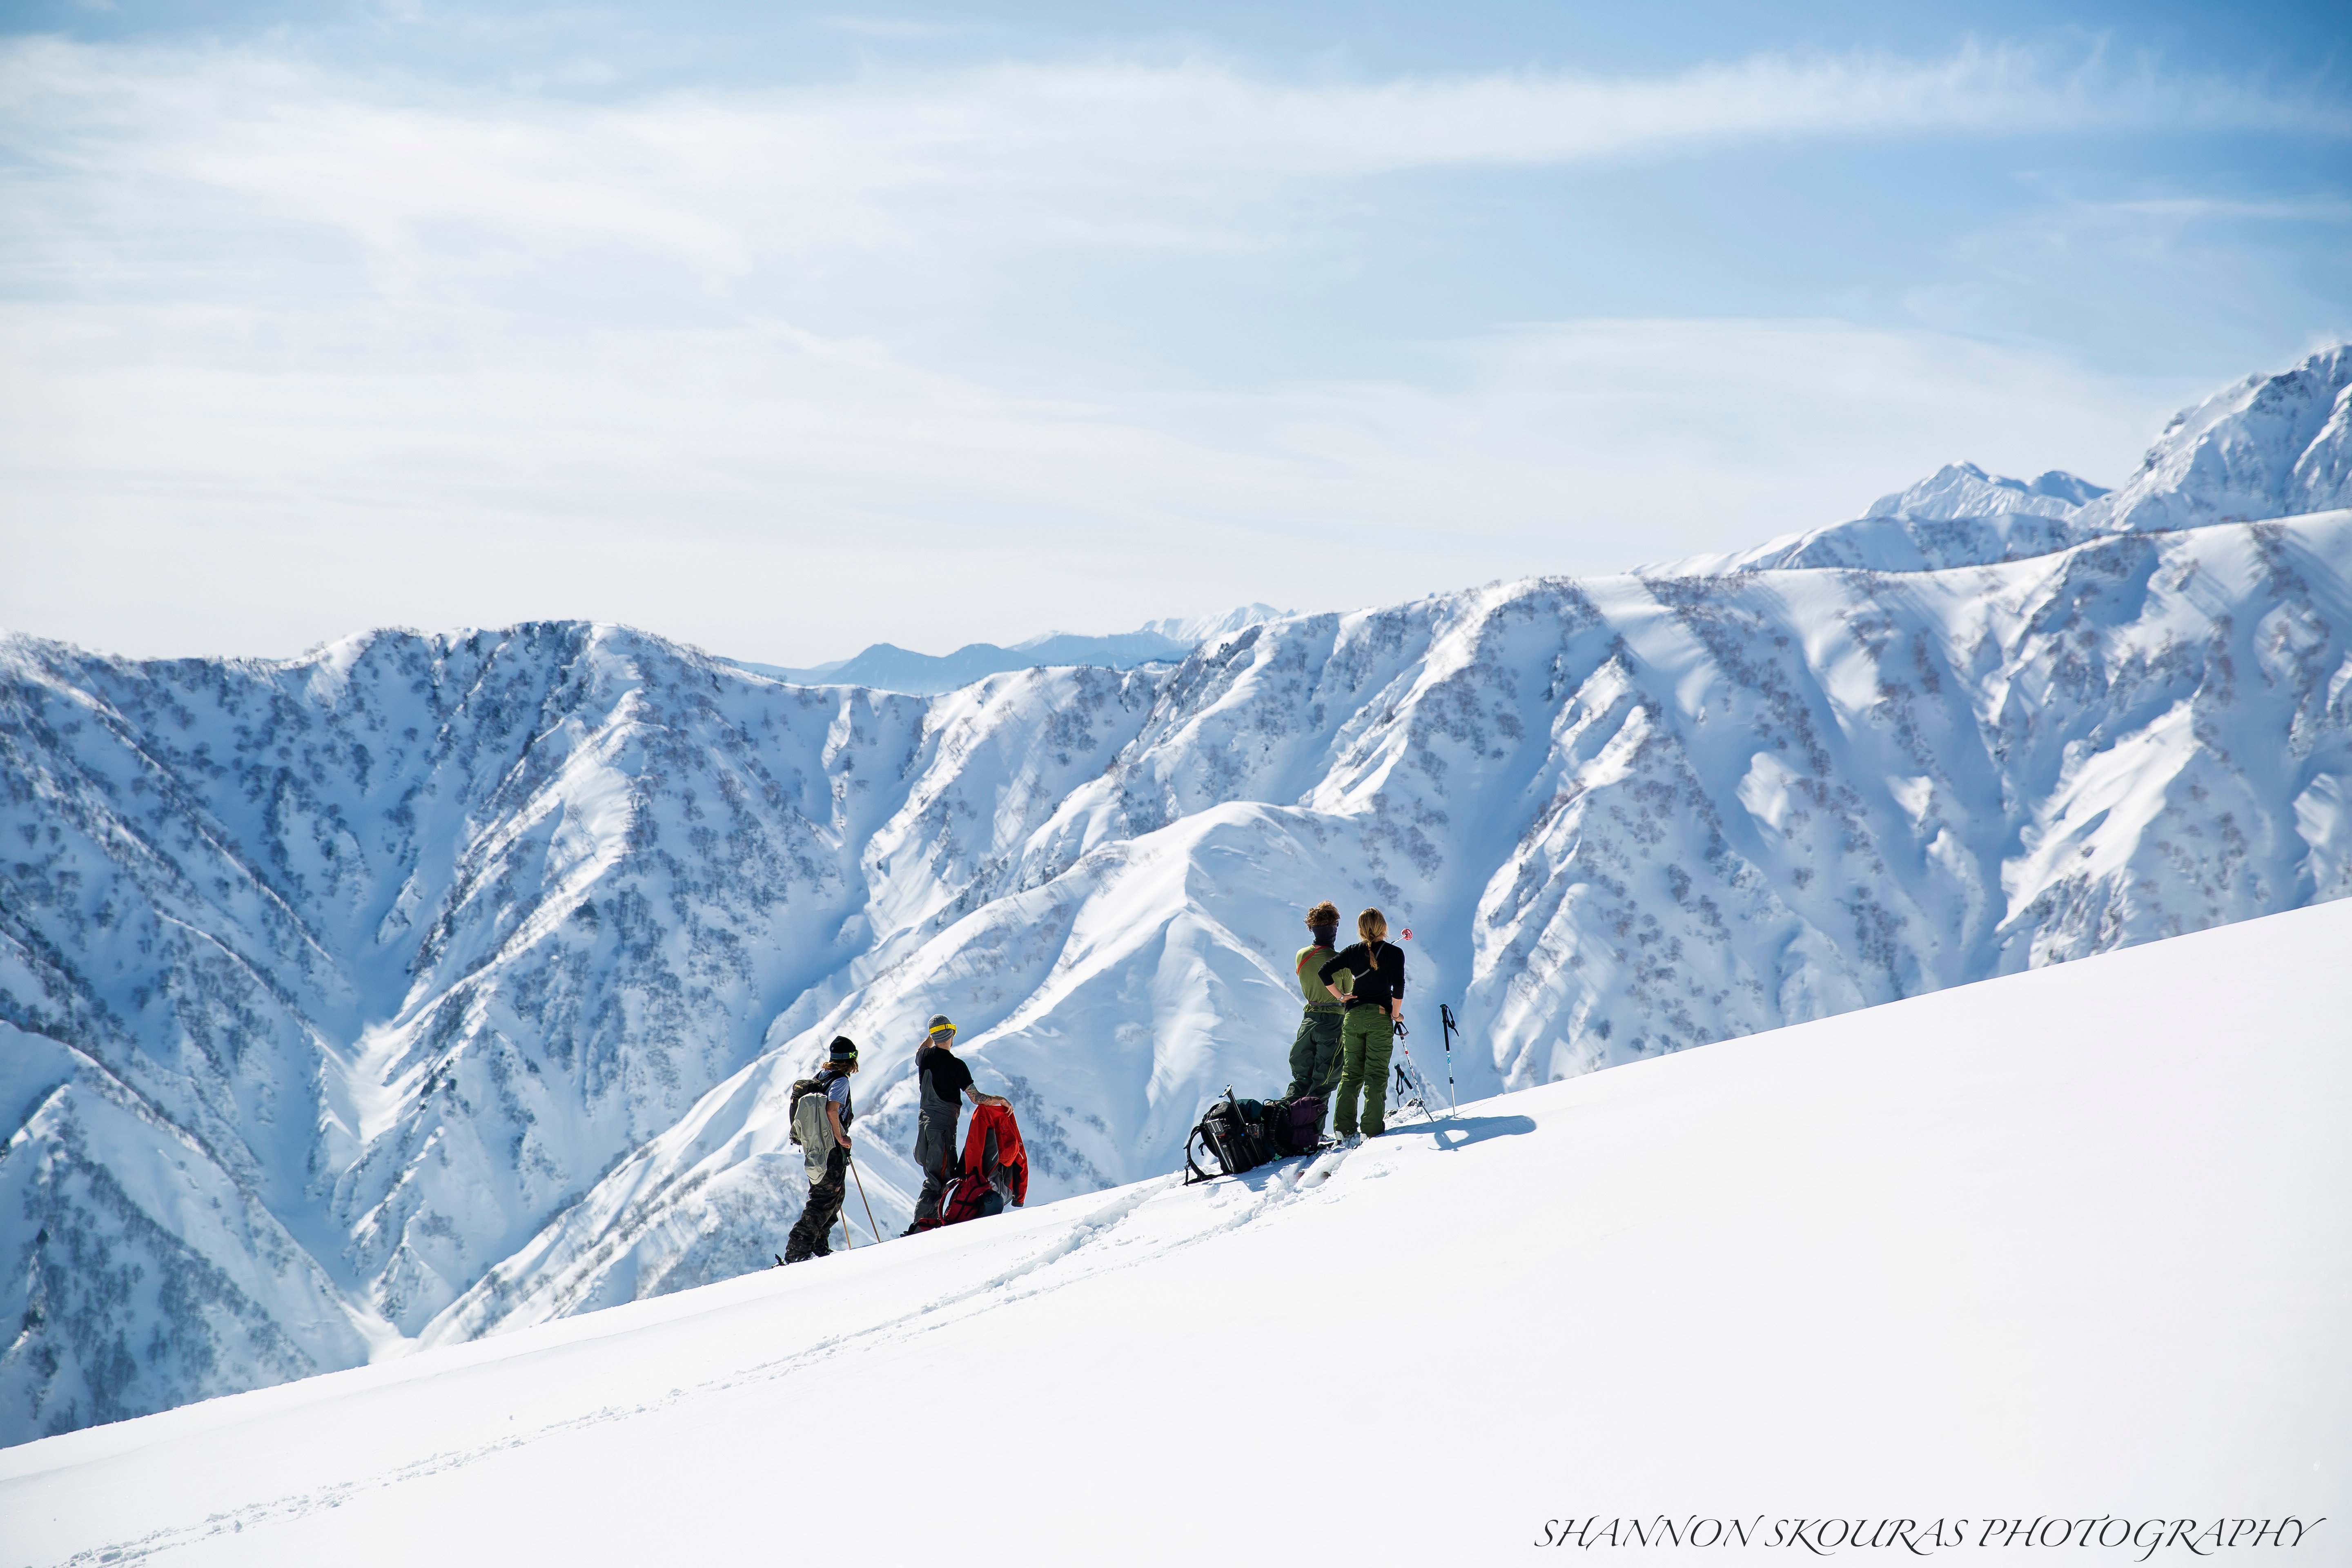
[1439,1003,1460,1116]
[1389,1022,1417,1114]
[848,1151,880,1245]
[1391,1047,1440,1125]
[835,1152,853,1252]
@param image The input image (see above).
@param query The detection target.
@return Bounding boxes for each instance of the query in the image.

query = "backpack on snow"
[939,1170,1007,1225]
[1185,1087,1285,1184]
[934,1106,1028,1228]
[1262,1092,1327,1157]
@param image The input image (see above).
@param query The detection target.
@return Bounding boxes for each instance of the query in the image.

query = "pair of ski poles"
[774,1147,882,1267]
[1387,1004,1461,1123]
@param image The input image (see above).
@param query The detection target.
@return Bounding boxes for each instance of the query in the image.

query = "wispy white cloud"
[5,34,2345,284]
[813,16,989,42]
[2099,196,2352,223]
[1899,182,2352,359]
[0,34,2335,662]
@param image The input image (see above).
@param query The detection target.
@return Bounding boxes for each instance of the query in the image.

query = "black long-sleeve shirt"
[1320,940,1404,1010]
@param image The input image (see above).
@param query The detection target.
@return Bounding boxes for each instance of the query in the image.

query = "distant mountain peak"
[2078,343,2352,532]
[1136,603,1287,645]
[1646,343,2352,581]
[1866,462,2109,522]
[732,604,1291,695]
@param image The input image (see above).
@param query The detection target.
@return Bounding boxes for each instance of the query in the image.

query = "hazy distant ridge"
[735,604,1285,695]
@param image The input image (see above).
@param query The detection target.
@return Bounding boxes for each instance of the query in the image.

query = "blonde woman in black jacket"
[1317,908,1404,1144]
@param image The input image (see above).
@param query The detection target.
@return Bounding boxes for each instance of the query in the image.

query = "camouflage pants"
[784,1146,846,1261]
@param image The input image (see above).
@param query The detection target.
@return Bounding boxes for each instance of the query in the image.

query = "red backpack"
[938,1103,1028,1226]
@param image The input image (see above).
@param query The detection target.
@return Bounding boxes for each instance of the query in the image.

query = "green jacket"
[1296,944,1350,1010]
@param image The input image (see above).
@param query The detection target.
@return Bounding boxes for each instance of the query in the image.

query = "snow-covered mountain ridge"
[2086,343,2352,533]
[1648,343,2352,577]
[3,347,2350,1445]
[1867,461,2109,521]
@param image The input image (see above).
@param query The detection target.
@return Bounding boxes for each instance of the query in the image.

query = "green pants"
[1331,1007,1395,1137]
[1287,1008,1343,1123]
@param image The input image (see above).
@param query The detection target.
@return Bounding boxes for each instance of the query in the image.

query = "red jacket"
[958,1102,1029,1207]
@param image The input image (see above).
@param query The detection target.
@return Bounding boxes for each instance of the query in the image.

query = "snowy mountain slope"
[3,898,2343,1566]
[0,629,1169,1434]
[6,352,2352,1444]
[1135,601,1288,644]
[1653,342,2352,578]
[2082,343,2352,532]
[1866,461,2108,521]
[1651,507,2095,575]
[1644,463,2109,576]
[0,1022,383,1431]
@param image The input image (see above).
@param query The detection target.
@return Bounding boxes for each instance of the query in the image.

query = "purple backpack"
[1263,1093,1328,1157]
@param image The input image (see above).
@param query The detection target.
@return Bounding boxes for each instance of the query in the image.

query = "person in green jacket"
[1285,901,1349,1127]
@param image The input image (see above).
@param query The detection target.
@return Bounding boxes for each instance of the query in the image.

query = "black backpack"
[1184,1087,1288,1183]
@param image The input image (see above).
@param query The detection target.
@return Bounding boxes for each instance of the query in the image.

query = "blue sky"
[3,2,2348,663]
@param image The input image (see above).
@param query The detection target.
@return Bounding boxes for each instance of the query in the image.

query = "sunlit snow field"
[3,899,2343,1566]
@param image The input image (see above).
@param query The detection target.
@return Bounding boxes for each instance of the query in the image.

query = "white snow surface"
[5,347,2352,1446]
[2,900,2344,1565]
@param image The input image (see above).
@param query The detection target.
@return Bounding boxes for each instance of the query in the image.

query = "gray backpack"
[788,1078,834,1178]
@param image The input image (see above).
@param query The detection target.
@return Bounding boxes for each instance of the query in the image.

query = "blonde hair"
[1358,908,1387,944]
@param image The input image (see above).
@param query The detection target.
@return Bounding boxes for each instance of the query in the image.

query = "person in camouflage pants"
[782,1038,859,1262]
[786,1145,848,1261]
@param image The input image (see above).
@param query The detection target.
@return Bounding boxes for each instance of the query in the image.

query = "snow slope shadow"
[1406,1113,1538,1152]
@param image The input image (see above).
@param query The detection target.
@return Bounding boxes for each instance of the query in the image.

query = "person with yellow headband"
[903,1014,1009,1235]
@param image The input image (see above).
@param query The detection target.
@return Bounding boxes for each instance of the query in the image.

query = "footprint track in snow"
[52,1146,1363,1566]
